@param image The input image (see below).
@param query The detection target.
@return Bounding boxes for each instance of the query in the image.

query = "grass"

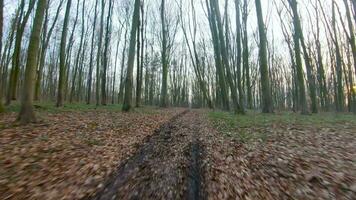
[209,110,356,128]
[208,110,356,143]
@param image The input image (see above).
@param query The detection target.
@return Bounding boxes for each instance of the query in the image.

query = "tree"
[6,0,36,105]
[242,0,252,109]
[160,0,168,107]
[35,0,64,101]
[101,0,114,105]
[135,1,145,108]
[343,0,356,81]
[56,0,72,107]
[234,0,245,112]
[207,0,244,113]
[95,0,105,106]
[86,0,99,104]
[18,0,47,124]
[70,0,86,103]
[255,0,273,113]
[0,0,3,112]
[290,0,318,113]
[206,0,229,111]
[122,0,140,111]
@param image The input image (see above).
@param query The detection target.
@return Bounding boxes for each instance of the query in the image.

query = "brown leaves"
[203,112,356,200]
[0,108,183,200]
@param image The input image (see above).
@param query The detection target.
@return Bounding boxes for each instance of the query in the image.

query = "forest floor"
[0,104,356,199]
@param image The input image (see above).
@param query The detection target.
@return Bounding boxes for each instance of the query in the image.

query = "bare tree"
[57,0,72,107]
[122,0,140,111]
[18,0,47,123]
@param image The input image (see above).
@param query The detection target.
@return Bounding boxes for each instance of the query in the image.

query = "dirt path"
[90,110,206,200]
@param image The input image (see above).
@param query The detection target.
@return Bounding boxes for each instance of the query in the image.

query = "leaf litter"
[1,109,355,200]
[0,108,184,199]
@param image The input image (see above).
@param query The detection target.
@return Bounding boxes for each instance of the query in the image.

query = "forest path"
[90,110,206,200]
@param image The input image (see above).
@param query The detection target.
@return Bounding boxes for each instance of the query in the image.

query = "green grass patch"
[209,111,356,128]
[209,111,356,143]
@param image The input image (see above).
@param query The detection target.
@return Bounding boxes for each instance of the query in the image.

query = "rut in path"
[90,110,205,200]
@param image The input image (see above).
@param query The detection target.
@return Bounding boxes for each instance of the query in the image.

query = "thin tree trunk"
[35,0,63,101]
[6,0,36,105]
[101,0,113,105]
[122,0,140,111]
[235,0,245,112]
[86,0,98,104]
[70,0,85,103]
[160,0,168,107]
[56,0,72,107]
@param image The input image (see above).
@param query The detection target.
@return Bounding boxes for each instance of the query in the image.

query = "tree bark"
[122,0,140,111]
[255,0,273,113]
[18,0,47,124]
[56,0,72,107]
[160,0,168,107]
[0,0,3,112]
[6,0,36,105]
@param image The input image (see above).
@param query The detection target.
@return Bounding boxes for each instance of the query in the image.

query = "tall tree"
[95,0,105,106]
[18,0,47,123]
[343,0,356,80]
[35,0,64,101]
[69,0,86,103]
[160,0,168,107]
[208,0,244,113]
[289,0,318,113]
[122,0,140,111]
[242,0,252,109]
[56,0,72,107]
[0,0,3,112]
[206,0,230,111]
[6,0,36,105]
[86,0,99,104]
[287,0,308,114]
[135,1,144,107]
[331,2,344,111]
[235,0,245,112]
[255,0,273,113]
[101,0,113,105]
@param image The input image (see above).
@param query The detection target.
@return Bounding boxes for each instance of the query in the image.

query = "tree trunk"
[288,0,308,114]
[255,0,273,113]
[101,0,113,105]
[118,28,128,104]
[18,0,47,124]
[242,0,252,109]
[122,0,140,111]
[160,0,168,107]
[35,0,63,101]
[6,0,36,105]
[56,0,72,107]
[235,0,245,112]
[332,2,344,112]
[343,0,356,81]
[206,0,229,111]
[86,0,98,104]
[0,0,3,112]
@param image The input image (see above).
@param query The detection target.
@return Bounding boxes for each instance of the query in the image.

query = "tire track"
[89,110,205,200]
